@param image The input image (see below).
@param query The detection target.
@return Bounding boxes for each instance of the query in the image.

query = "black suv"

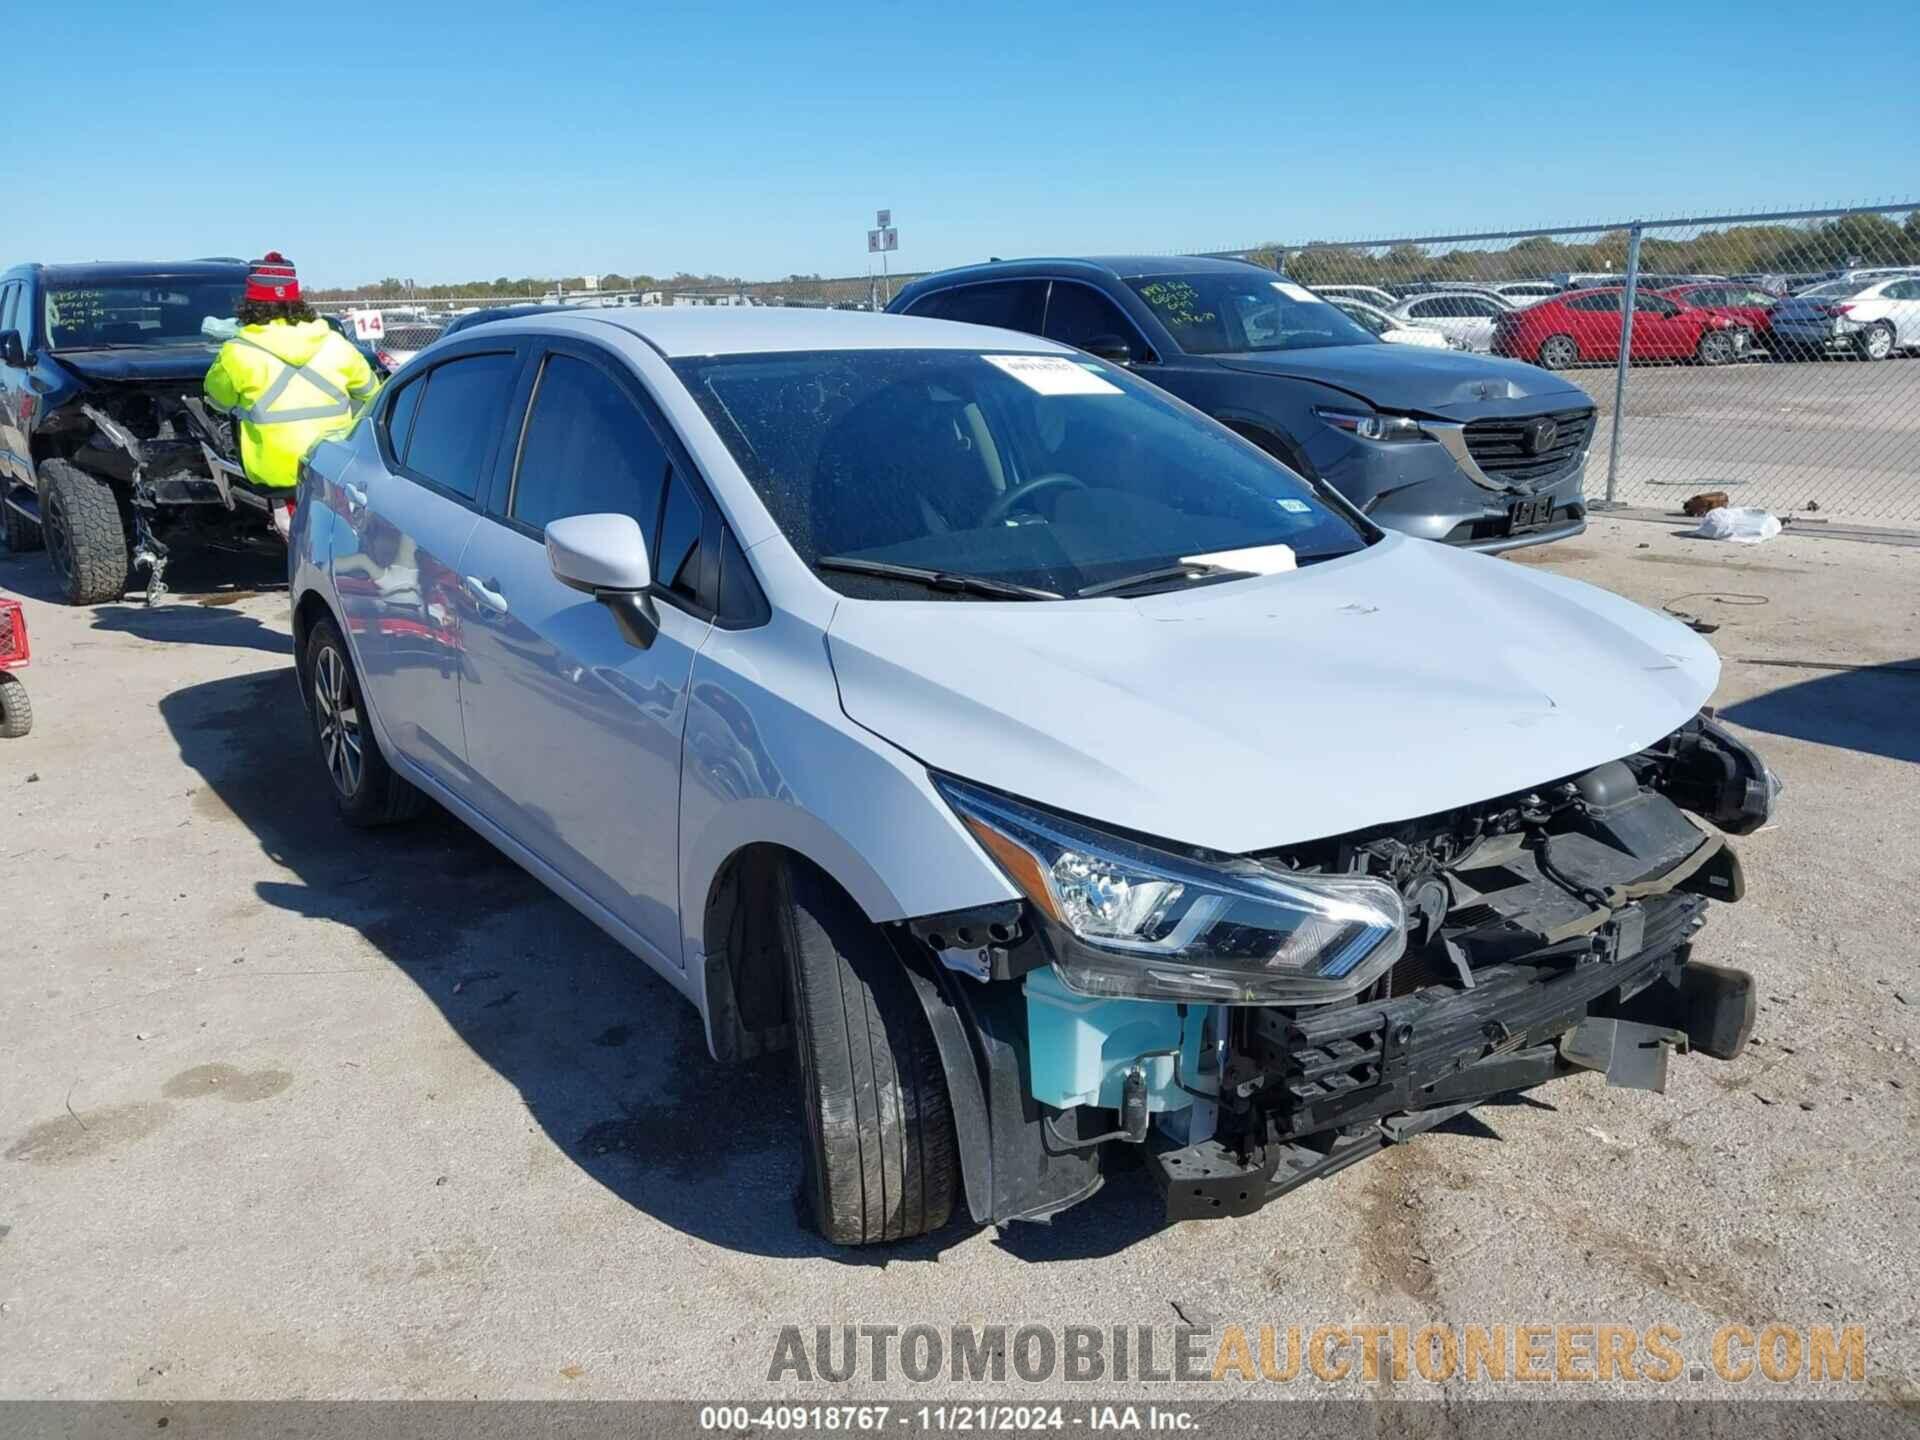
[0,259,283,603]
[890,257,1597,551]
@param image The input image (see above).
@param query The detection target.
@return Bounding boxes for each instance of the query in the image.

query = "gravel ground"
[1,515,1915,1406]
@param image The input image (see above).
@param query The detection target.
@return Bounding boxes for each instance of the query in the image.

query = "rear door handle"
[464,575,509,615]
[341,481,368,514]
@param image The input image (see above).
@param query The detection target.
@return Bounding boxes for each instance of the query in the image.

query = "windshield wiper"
[816,556,1062,601]
[1073,563,1233,599]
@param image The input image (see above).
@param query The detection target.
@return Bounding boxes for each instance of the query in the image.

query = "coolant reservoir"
[1025,966,1206,1112]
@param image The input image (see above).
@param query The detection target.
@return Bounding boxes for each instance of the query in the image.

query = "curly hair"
[236,297,318,327]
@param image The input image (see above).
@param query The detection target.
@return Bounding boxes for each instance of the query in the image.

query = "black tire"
[1855,322,1895,362]
[1535,334,1579,370]
[301,616,422,827]
[1,482,42,553]
[1695,329,1737,366]
[0,673,30,739]
[40,458,131,606]
[780,860,956,1245]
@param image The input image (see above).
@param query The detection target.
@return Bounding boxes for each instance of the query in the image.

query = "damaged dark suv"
[0,259,283,603]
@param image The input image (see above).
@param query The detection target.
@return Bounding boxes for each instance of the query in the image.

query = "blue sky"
[10,0,1916,287]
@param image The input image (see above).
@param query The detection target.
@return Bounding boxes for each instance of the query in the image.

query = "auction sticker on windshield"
[984,354,1122,396]
[1272,281,1319,303]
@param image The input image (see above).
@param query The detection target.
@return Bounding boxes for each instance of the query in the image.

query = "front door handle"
[464,575,509,615]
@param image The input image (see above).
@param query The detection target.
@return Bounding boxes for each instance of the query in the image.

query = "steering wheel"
[982,472,1087,527]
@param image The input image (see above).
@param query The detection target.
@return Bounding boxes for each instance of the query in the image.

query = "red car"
[1491,288,1746,369]
[1658,283,1779,348]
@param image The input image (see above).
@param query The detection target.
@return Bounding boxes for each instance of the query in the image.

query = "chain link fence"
[313,202,1920,529]
[1234,204,1920,527]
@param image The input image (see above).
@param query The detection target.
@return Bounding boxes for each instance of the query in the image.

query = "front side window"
[510,353,668,534]
[1042,283,1147,360]
[42,279,245,351]
[1634,294,1680,316]
[1126,272,1374,355]
[401,351,519,500]
[673,349,1372,600]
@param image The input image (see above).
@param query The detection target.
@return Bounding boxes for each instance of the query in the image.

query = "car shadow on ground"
[159,665,1026,1264]
[2,545,288,655]
[1721,659,1920,764]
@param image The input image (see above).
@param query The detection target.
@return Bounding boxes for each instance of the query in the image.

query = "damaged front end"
[904,714,1776,1227]
[38,368,276,603]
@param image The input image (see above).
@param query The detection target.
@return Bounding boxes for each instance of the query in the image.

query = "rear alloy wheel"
[1536,334,1578,369]
[302,616,422,827]
[781,859,957,1245]
[1855,322,1895,362]
[40,459,131,606]
[1695,330,1737,366]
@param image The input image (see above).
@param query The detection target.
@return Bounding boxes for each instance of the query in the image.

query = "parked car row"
[285,296,1774,1245]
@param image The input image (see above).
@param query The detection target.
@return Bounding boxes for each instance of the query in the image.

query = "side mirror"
[546,512,658,648]
[1082,334,1135,366]
[0,331,25,368]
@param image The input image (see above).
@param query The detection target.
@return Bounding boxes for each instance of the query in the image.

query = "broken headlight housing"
[936,776,1405,1005]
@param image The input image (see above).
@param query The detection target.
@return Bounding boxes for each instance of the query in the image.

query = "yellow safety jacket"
[204,320,380,490]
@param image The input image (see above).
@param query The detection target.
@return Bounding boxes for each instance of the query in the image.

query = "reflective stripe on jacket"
[204,320,380,490]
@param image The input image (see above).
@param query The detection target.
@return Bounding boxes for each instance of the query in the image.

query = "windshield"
[1335,302,1391,336]
[43,280,246,351]
[1125,273,1377,355]
[673,348,1372,599]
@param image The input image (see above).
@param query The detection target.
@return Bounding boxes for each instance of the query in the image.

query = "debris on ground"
[1683,491,1732,517]
[1689,507,1782,544]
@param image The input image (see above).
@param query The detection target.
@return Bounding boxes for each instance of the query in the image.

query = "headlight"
[1314,406,1428,442]
[935,776,1405,1005]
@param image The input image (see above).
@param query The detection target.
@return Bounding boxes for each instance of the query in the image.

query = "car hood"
[51,345,221,384]
[1213,343,1589,419]
[827,534,1718,854]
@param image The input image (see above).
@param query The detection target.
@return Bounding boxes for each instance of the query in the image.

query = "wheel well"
[1223,420,1315,480]
[701,842,827,1064]
[290,591,335,701]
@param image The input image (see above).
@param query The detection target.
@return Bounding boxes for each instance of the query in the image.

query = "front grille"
[1462,407,1595,486]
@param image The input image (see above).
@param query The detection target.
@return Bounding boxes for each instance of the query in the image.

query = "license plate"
[1509,494,1555,531]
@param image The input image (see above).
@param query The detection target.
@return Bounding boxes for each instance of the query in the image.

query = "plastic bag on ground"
[1690,506,1781,544]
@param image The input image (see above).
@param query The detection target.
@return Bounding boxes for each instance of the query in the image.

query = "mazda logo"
[1525,418,1559,455]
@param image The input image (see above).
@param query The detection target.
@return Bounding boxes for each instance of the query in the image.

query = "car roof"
[906,254,1273,288]
[30,259,251,285]
[483,305,1077,359]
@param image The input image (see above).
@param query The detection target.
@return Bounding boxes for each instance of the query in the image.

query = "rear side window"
[510,353,668,536]
[1566,292,1621,313]
[910,281,1047,334]
[401,352,518,499]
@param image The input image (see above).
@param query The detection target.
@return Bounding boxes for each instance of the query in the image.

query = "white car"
[1328,297,1454,349]
[1389,292,1514,353]
[1768,276,1920,360]
[1311,284,1401,310]
[1483,281,1562,305]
